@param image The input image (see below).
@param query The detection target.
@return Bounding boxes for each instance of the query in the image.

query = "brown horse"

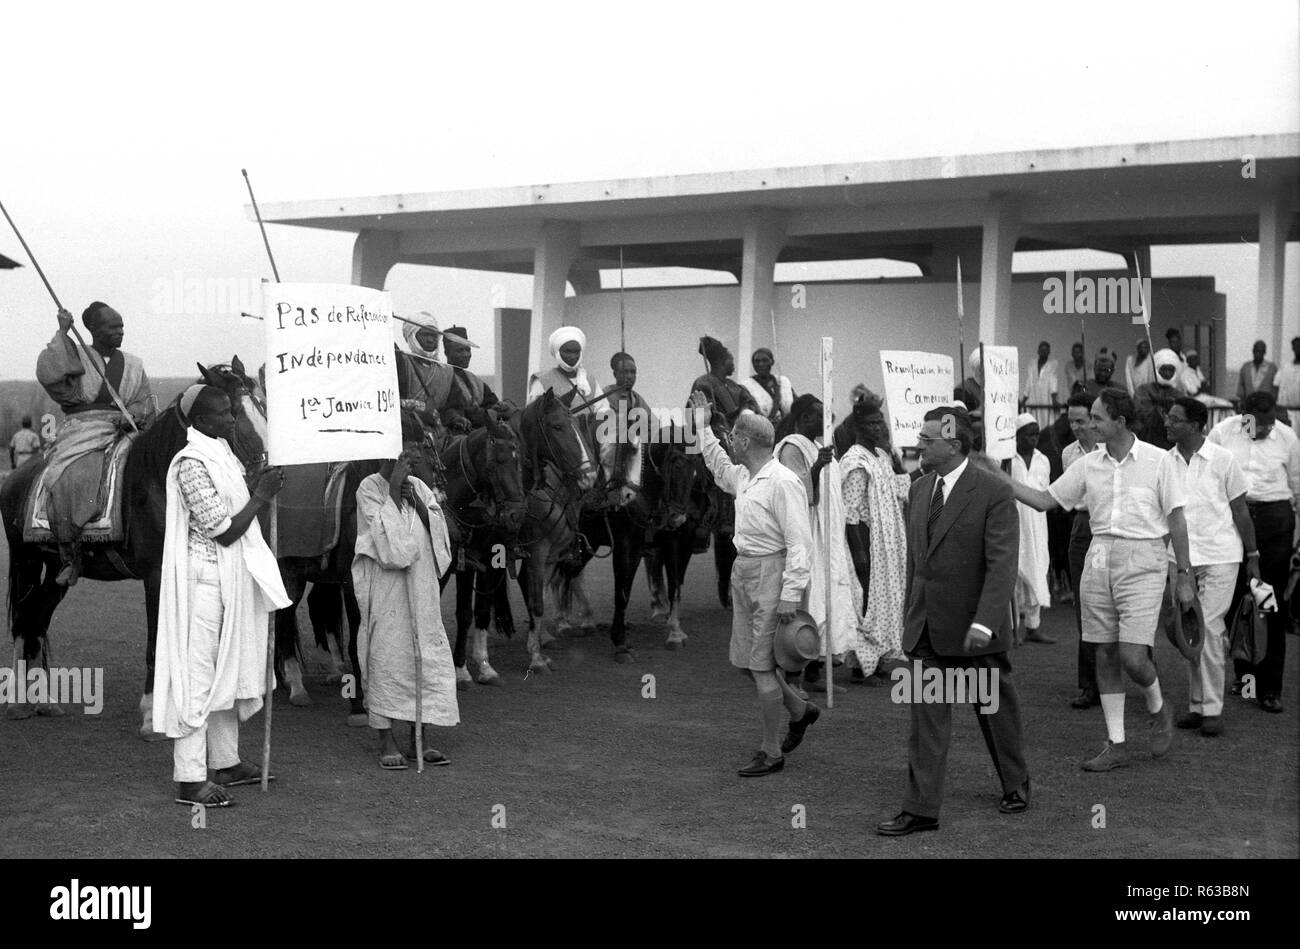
[1,359,266,731]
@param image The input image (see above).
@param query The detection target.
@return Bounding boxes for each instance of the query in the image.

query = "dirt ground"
[1,539,1296,859]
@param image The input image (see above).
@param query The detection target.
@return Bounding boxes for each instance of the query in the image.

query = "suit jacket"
[904,461,1019,657]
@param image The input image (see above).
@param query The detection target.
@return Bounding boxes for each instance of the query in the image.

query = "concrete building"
[253,134,1298,417]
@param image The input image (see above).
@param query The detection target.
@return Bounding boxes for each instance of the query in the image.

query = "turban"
[1184,348,1198,359]
[699,336,731,367]
[1016,412,1038,431]
[967,348,984,383]
[179,384,206,423]
[1152,348,1180,386]
[402,312,441,355]
[548,326,595,398]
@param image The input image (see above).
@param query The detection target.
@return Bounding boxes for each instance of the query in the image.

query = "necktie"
[928,477,945,541]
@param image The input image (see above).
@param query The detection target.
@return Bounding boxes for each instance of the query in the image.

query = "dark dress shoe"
[1259,696,1283,714]
[876,811,939,836]
[1024,629,1057,644]
[1071,690,1098,709]
[781,703,820,754]
[998,780,1030,814]
[1175,711,1204,730]
[737,751,784,777]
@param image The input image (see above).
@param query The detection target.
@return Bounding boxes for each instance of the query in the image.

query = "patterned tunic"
[176,458,234,564]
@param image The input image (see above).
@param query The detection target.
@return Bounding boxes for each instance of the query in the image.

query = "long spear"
[956,257,966,388]
[619,246,626,354]
[242,169,287,792]
[1132,252,1155,358]
[0,198,138,431]
[820,337,834,709]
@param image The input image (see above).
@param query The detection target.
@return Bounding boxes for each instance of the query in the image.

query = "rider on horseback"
[441,324,514,430]
[396,311,457,440]
[594,351,649,510]
[36,304,156,586]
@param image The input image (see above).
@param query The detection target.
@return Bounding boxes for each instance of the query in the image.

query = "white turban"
[548,326,594,398]
[1152,348,1180,386]
[402,311,441,356]
[1016,412,1038,431]
[968,348,984,383]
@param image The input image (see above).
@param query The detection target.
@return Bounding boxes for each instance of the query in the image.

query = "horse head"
[196,358,266,467]
[522,389,596,491]
[482,416,525,531]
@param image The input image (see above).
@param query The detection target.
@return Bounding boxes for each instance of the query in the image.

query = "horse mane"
[124,396,189,509]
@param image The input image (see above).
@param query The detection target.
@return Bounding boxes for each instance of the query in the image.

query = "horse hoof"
[527,660,551,675]
[36,703,67,717]
[651,605,668,619]
[6,703,34,720]
[665,637,687,650]
[474,664,501,685]
[614,649,635,664]
[289,689,313,707]
[456,667,472,691]
[346,712,369,728]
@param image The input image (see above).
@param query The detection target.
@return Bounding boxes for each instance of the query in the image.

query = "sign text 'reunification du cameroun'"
[263,283,401,466]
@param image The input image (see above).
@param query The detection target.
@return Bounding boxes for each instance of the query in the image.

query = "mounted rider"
[441,324,513,430]
[594,351,652,509]
[36,303,156,586]
[691,336,759,437]
[395,311,457,441]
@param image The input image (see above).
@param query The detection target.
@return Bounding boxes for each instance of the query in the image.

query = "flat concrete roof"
[253,134,1300,275]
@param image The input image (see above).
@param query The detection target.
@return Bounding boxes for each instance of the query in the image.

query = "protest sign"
[981,344,1019,461]
[263,282,401,465]
[878,350,955,448]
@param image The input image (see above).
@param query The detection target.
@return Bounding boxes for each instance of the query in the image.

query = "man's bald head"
[732,411,774,450]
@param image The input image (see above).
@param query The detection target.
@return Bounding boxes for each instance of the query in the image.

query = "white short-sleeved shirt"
[1206,415,1300,505]
[1048,435,1185,539]
[1167,440,1249,566]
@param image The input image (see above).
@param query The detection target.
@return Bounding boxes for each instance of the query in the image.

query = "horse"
[560,430,703,661]
[1,359,266,733]
[512,388,596,673]
[435,416,525,689]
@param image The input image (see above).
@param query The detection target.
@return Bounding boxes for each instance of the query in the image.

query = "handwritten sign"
[878,351,955,448]
[263,283,401,465]
[980,344,1019,461]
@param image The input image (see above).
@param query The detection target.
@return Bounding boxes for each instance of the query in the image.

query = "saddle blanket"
[23,435,134,544]
[274,462,350,559]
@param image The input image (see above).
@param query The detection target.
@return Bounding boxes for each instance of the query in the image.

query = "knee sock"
[1099,692,1126,744]
[1141,679,1163,714]
[757,688,783,758]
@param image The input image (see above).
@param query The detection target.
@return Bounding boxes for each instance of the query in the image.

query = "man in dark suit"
[877,407,1030,836]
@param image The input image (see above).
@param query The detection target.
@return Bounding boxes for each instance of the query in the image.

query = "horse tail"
[1,462,42,640]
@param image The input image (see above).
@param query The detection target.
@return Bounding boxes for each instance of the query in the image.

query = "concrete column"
[529,221,581,381]
[738,211,786,364]
[569,259,603,295]
[351,229,400,290]
[1257,188,1291,361]
[978,195,1019,345]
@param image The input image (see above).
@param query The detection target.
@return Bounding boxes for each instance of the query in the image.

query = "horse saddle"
[23,435,135,545]
[274,462,350,559]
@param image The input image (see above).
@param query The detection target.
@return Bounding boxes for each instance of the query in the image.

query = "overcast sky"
[1,0,1297,380]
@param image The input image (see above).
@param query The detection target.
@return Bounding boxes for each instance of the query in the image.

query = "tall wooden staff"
[956,258,966,383]
[1132,253,1155,357]
[242,169,282,793]
[0,198,138,431]
[820,337,834,709]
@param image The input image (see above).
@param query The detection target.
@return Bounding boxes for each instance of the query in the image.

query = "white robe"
[352,473,459,726]
[153,429,291,739]
[1009,450,1052,610]
[740,375,793,421]
[773,434,857,655]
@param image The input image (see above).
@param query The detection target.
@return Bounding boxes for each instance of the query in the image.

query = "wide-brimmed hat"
[1161,584,1205,662]
[774,609,821,673]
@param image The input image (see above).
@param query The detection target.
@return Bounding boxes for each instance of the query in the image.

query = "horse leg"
[664,531,691,649]
[138,565,167,740]
[343,580,367,726]
[277,571,311,707]
[610,520,638,663]
[523,549,553,673]
[453,569,473,691]
[469,567,501,685]
[644,546,668,618]
[306,584,346,684]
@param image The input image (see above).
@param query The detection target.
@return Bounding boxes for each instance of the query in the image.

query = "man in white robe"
[153,385,290,808]
[774,394,858,692]
[1008,414,1054,644]
[353,417,459,770]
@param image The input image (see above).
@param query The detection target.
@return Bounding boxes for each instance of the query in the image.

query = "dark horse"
[559,431,703,661]
[435,416,525,689]
[512,388,596,674]
[1,360,265,733]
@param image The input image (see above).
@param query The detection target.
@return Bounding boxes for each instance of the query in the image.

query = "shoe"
[1175,711,1204,730]
[1081,740,1130,771]
[780,703,820,754]
[1024,629,1057,644]
[876,811,939,836]
[737,751,784,777]
[1149,702,1174,757]
[55,563,79,587]
[998,779,1031,814]
[1071,689,1098,709]
[1259,695,1283,714]
[1199,715,1224,737]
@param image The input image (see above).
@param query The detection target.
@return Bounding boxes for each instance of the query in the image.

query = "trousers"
[172,561,242,782]
[1231,501,1293,698]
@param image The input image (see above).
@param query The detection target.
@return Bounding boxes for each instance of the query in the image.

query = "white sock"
[1100,693,1126,744]
[1142,680,1163,714]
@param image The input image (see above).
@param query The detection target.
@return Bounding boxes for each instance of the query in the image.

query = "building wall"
[556,272,1226,421]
